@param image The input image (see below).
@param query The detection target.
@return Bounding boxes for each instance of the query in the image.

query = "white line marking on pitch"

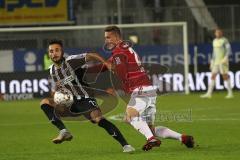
[108,114,240,122]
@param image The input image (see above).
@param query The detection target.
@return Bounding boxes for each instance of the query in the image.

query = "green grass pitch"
[0,92,239,160]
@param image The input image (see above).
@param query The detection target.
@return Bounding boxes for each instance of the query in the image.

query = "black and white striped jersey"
[49,53,94,99]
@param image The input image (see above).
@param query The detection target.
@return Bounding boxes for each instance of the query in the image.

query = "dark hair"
[104,26,121,37]
[47,39,63,47]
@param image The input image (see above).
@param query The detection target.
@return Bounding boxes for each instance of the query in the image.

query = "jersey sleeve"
[66,53,87,70]
[48,64,58,92]
[224,38,232,57]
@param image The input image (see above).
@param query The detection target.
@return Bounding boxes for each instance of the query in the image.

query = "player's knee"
[211,74,217,80]
[89,116,103,124]
[126,107,139,121]
[93,117,103,123]
[222,74,229,80]
[40,98,50,106]
[89,109,103,123]
[127,107,139,117]
[40,98,55,109]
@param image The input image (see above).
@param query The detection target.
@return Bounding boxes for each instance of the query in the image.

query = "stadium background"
[0,0,239,160]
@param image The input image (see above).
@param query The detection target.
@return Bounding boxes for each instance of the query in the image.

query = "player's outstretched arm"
[85,52,105,62]
[86,52,112,70]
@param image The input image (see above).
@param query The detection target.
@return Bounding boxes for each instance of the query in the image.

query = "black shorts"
[69,97,99,114]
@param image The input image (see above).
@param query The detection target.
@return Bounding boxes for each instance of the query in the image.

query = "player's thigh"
[141,97,157,125]
[126,96,157,124]
[220,64,229,75]
[211,65,220,78]
[70,98,98,113]
[211,65,220,73]
[72,98,102,123]
[126,96,150,121]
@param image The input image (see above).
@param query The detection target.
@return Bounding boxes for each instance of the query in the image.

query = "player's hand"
[221,58,228,65]
[104,61,111,69]
[104,61,115,71]
[209,60,213,70]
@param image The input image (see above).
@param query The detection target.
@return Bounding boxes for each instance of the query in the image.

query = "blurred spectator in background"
[43,52,52,70]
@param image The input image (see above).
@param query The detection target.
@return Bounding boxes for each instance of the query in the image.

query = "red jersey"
[108,42,151,93]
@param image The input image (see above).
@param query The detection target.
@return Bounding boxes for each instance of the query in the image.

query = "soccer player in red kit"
[94,26,194,151]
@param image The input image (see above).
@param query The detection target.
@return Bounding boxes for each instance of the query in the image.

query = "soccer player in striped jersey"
[40,39,135,153]
[201,28,233,99]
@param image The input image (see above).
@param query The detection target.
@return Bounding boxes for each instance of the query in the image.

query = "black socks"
[41,104,66,130]
[98,118,128,147]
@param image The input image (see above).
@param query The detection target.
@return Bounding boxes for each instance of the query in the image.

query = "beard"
[51,53,64,65]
